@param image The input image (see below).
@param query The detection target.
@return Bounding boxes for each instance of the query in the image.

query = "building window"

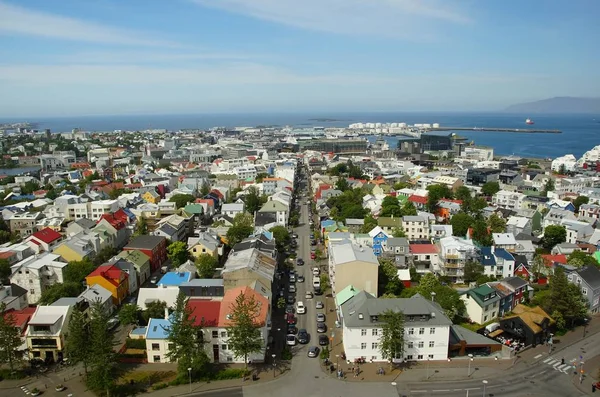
[408,328,414,335]
[227,356,233,362]
[361,343,367,350]
[417,355,423,360]
[429,341,434,348]
[372,342,378,349]
[419,328,425,335]
[29,289,35,295]
[418,341,424,348]
[430,328,435,334]
[582,288,588,295]
[153,355,161,362]
[372,355,377,360]
[361,329,367,336]
[221,331,227,338]
[428,354,434,359]
[407,341,414,349]
[406,355,413,360]
[484,315,488,322]
[152,344,160,351]
[212,331,218,338]
[372,329,379,336]
[221,345,227,350]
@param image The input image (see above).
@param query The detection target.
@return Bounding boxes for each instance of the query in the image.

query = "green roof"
[593,251,600,264]
[377,217,402,228]
[184,203,204,214]
[118,249,151,268]
[335,285,360,307]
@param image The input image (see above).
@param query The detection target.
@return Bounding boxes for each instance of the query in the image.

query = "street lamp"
[272,354,277,378]
[467,354,474,376]
[331,330,335,347]
[430,291,436,302]
[482,380,488,397]
[187,367,192,393]
[426,358,430,379]
[336,354,340,370]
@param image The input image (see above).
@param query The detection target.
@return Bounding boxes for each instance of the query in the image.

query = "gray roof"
[79,284,112,304]
[180,279,224,287]
[340,291,452,328]
[386,237,409,247]
[403,215,426,222]
[51,297,80,306]
[157,223,178,237]
[73,218,96,230]
[126,235,166,250]
[501,276,528,290]
[576,266,600,289]
[329,241,378,266]
[345,218,365,226]
[450,325,501,346]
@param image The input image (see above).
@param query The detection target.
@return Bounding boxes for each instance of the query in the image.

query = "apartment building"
[491,190,526,211]
[438,237,478,283]
[401,216,430,241]
[10,253,68,304]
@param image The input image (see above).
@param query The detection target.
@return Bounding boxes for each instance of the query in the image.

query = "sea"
[1,112,600,159]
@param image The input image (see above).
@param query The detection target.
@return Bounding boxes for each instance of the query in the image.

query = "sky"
[0,0,598,117]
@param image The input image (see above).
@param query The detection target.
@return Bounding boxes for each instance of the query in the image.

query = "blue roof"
[146,318,171,339]
[480,247,496,267]
[130,327,147,335]
[321,219,335,229]
[158,272,192,286]
[494,248,514,261]
[122,207,137,221]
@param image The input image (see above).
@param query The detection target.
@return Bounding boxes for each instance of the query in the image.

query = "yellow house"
[142,190,161,204]
[187,233,221,259]
[85,264,129,305]
[53,238,96,263]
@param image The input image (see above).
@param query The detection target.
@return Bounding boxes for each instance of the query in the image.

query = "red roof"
[87,264,128,286]
[187,300,221,327]
[98,209,128,230]
[0,251,15,259]
[196,198,214,206]
[408,195,428,205]
[210,189,224,199]
[31,228,62,244]
[541,254,567,267]
[439,198,463,205]
[409,244,439,254]
[3,307,36,333]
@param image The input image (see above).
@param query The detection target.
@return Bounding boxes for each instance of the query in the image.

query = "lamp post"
[579,361,585,384]
[482,380,488,397]
[336,354,340,370]
[548,333,554,354]
[272,354,277,378]
[331,330,335,347]
[187,367,192,393]
[431,291,436,302]
[467,354,474,377]
[426,358,430,379]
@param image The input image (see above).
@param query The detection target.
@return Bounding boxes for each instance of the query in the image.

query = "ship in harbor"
[526,118,534,125]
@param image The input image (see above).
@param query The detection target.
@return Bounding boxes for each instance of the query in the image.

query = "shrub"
[211,368,248,380]
[281,347,293,360]
[125,338,147,349]
[152,383,169,390]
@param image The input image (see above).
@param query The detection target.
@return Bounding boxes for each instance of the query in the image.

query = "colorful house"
[368,226,389,256]
[53,237,96,263]
[25,228,64,253]
[85,264,129,305]
[95,209,131,248]
[142,190,161,204]
[123,236,168,272]
[117,249,151,286]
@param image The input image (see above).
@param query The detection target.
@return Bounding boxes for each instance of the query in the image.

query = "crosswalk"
[542,356,578,374]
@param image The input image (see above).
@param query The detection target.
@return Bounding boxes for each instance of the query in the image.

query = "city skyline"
[0,0,598,117]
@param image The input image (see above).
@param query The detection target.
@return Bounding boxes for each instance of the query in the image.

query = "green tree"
[481,181,500,197]
[87,302,119,396]
[574,196,589,213]
[472,219,493,246]
[426,184,453,213]
[226,212,254,247]
[454,186,472,203]
[64,259,96,284]
[542,225,566,251]
[378,259,404,297]
[391,227,406,238]
[200,180,211,196]
[167,241,190,267]
[568,250,598,267]
[326,188,367,222]
[415,273,465,322]
[118,304,140,326]
[378,309,405,369]
[360,215,378,233]
[93,246,118,266]
[543,178,555,195]
[143,300,168,323]
[380,196,402,217]
[464,261,484,283]
[227,291,264,369]
[276,297,286,310]
[0,258,11,284]
[195,254,218,278]
[169,194,195,209]
[320,273,330,290]
[46,189,58,200]
[450,212,474,237]
[548,267,588,328]
[166,292,210,379]
[401,201,418,216]
[244,186,264,215]
[393,181,411,190]
[108,188,125,199]
[134,217,148,237]
[487,214,507,233]
[65,306,91,373]
[39,282,83,305]
[270,225,291,251]
[335,177,350,192]
[530,255,546,280]
[0,304,23,371]
[551,310,566,331]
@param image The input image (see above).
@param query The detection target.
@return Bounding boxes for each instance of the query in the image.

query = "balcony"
[445,262,464,269]
[445,254,460,259]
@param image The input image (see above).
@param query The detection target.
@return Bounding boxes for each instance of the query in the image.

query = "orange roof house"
[85,264,129,305]
[218,286,269,327]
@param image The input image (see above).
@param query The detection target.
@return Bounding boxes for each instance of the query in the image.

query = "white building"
[551,154,577,172]
[401,216,430,241]
[10,253,68,304]
[438,237,478,283]
[340,291,451,362]
[26,304,73,361]
[462,146,494,162]
[491,190,526,211]
[221,203,245,218]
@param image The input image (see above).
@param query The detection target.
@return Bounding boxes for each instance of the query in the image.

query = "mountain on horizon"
[504,97,600,114]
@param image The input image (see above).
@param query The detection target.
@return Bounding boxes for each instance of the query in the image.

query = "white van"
[312,276,321,289]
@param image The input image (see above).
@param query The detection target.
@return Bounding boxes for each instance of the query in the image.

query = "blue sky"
[0,0,598,117]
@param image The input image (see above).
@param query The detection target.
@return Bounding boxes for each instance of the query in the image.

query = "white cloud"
[0,1,182,47]
[192,0,470,39]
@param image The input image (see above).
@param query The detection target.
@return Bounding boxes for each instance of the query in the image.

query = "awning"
[489,329,504,338]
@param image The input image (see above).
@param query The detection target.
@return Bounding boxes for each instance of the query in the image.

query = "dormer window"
[370,315,378,323]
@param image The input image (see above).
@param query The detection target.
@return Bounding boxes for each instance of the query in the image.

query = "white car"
[286,334,297,346]
[305,291,314,299]
[312,267,320,276]
[289,285,296,293]
[296,301,306,314]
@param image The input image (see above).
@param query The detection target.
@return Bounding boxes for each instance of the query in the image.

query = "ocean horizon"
[1,111,599,159]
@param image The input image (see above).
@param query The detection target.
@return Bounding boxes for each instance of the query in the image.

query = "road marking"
[536,370,549,376]
[465,388,481,391]
[534,354,543,359]
[557,364,569,371]
[432,390,450,392]
[409,391,427,393]
[543,357,553,363]
[453,389,463,391]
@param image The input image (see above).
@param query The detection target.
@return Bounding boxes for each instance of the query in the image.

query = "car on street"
[316,313,326,323]
[298,329,310,344]
[314,286,323,295]
[287,325,298,334]
[310,233,314,239]
[297,275,305,283]
[310,252,316,259]
[307,346,320,358]
[107,317,119,331]
[286,334,297,346]
[296,258,304,266]
[317,322,327,333]
[311,240,317,246]
[150,275,159,284]
[312,267,320,276]
[318,334,329,346]
[312,277,321,289]
[289,285,296,293]
[289,273,296,283]
[287,295,295,304]
[315,301,324,309]
[296,301,306,314]
[285,305,294,314]
[292,233,298,239]
[286,313,297,325]
[305,291,313,299]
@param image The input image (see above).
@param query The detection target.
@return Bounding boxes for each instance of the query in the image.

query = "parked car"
[107,317,119,331]
[286,313,297,325]
[289,285,296,293]
[286,334,297,346]
[310,252,316,259]
[150,275,159,284]
[285,305,294,314]
[289,273,296,283]
[315,301,324,309]
[312,267,320,276]
[311,240,317,246]
[297,258,304,266]
[316,313,326,323]
[298,329,310,344]
[318,334,329,346]
[310,233,314,239]
[297,275,305,283]
[296,301,306,314]
[292,233,298,239]
[305,291,314,299]
[317,322,327,333]
[287,325,298,334]
[287,295,295,304]
[307,346,320,358]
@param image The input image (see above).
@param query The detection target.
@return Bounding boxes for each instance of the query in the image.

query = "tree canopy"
[487,214,507,233]
[269,225,291,251]
[574,196,589,213]
[39,282,84,305]
[463,261,484,283]
[481,181,500,197]
[402,273,466,322]
[195,254,218,278]
[326,188,368,221]
[426,184,453,213]
[169,194,195,209]
[377,259,405,298]
[64,259,97,284]
[542,225,566,251]
[167,241,190,267]
[547,267,587,329]
[378,309,405,367]
[226,291,264,368]
[226,212,254,247]
[0,304,23,371]
[244,186,267,215]
[450,212,474,237]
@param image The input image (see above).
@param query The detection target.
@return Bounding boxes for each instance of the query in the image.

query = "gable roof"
[31,228,62,244]
[146,318,171,339]
[503,304,554,334]
[125,235,166,250]
[98,209,129,230]
[186,299,221,327]
[409,244,438,254]
[575,266,600,289]
[218,286,269,327]
[87,264,128,285]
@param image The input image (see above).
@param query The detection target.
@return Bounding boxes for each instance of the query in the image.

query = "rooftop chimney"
[164,307,169,320]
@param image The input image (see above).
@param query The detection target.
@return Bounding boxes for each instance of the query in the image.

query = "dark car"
[285,305,294,314]
[287,295,295,304]
[313,287,323,296]
[287,325,298,334]
[310,233,314,239]
[311,240,317,246]
[297,258,304,266]
[318,334,329,346]
[317,322,327,333]
[297,275,305,283]
[286,313,297,325]
[297,329,310,344]
[307,346,320,358]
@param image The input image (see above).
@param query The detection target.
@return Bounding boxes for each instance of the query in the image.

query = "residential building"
[460,285,501,324]
[95,209,131,248]
[85,264,129,305]
[492,233,517,252]
[10,253,67,304]
[499,276,530,308]
[158,271,193,287]
[382,237,410,267]
[430,225,453,241]
[221,247,276,292]
[137,286,180,310]
[187,232,222,259]
[368,226,389,256]
[506,216,532,237]
[78,284,114,315]
[0,284,28,311]
[431,175,463,191]
[65,218,97,236]
[402,216,430,241]
[179,279,225,298]
[123,236,168,273]
[328,240,379,297]
[543,208,577,229]
[438,237,478,283]
[499,305,554,347]
[25,228,64,253]
[567,266,600,314]
[377,217,403,234]
[480,247,516,279]
[340,291,452,362]
[221,203,245,218]
[145,317,172,363]
[491,190,525,211]
[561,219,594,244]
[111,258,140,296]
[409,244,439,275]
[580,204,600,219]
[53,234,97,263]
[258,200,288,226]
[117,249,151,286]
[26,304,73,361]
[142,190,161,204]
